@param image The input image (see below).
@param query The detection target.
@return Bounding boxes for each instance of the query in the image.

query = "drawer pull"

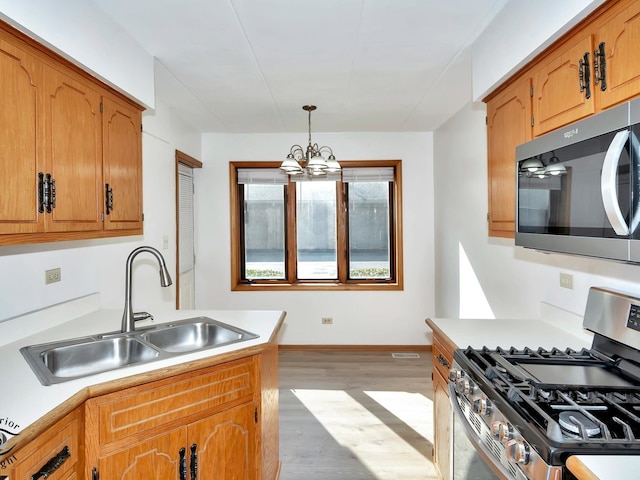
[30,445,70,480]
[437,354,450,369]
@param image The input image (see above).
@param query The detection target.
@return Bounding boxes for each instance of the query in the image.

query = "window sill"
[232,282,403,291]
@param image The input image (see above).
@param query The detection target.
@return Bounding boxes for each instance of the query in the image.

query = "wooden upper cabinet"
[594,0,640,110]
[486,79,532,238]
[0,33,44,235]
[102,95,143,231]
[531,34,595,137]
[43,65,103,233]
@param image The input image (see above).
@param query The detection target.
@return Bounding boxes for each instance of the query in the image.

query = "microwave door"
[601,130,631,236]
[628,126,640,262]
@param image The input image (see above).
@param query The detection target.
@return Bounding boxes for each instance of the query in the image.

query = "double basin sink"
[20,317,259,386]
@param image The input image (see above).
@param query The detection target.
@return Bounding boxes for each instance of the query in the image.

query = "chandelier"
[280,105,341,176]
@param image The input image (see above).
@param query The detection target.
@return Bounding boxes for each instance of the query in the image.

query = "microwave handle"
[601,129,630,236]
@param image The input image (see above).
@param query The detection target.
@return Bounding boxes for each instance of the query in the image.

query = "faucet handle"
[133,311,154,322]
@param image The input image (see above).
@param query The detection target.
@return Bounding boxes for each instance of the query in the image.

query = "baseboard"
[278,344,432,352]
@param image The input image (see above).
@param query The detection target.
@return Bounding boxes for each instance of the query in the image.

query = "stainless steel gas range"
[449,287,640,480]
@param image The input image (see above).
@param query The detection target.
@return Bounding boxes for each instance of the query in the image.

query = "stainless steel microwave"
[516,98,640,263]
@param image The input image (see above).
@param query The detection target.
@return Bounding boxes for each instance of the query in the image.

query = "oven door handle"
[601,129,630,236]
[448,383,515,480]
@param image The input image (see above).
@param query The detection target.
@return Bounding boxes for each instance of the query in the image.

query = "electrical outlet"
[45,267,61,284]
[559,272,573,289]
[321,317,333,325]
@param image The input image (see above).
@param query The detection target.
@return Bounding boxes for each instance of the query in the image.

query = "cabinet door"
[0,34,44,234]
[433,369,452,480]
[42,65,103,233]
[531,34,595,137]
[595,0,640,110]
[93,428,187,480]
[102,95,143,231]
[188,403,257,480]
[486,79,531,238]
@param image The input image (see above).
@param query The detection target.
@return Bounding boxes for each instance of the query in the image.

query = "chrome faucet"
[121,246,173,333]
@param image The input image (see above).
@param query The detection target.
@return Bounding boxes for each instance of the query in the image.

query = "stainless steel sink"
[140,318,258,353]
[41,337,159,378]
[20,317,259,386]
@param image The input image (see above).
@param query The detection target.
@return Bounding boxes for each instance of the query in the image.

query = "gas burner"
[558,411,601,437]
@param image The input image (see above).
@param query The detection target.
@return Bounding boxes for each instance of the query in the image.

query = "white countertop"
[426,316,593,351]
[0,298,284,455]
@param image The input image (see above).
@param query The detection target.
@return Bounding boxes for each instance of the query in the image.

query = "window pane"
[348,182,391,279]
[244,184,285,279]
[296,182,337,279]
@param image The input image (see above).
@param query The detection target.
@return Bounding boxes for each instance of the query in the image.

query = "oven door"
[449,384,520,480]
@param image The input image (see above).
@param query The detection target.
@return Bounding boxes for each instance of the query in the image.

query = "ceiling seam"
[399,0,508,130]
[227,0,287,132]
[154,58,232,132]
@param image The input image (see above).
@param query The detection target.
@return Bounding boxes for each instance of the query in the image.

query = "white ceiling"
[91,0,505,133]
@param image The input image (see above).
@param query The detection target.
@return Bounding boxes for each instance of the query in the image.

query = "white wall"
[195,132,435,345]
[0,0,154,107]
[433,102,640,321]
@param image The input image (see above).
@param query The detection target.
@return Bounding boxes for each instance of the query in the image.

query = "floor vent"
[391,352,420,359]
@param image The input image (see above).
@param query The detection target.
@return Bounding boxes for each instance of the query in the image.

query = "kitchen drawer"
[11,409,81,480]
[432,334,454,383]
[86,356,257,445]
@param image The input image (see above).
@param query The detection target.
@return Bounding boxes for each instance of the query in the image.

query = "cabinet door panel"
[102,96,143,231]
[0,35,44,234]
[532,35,595,137]
[43,66,102,232]
[94,428,186,480]
[188,403,257,480]
[486,79,531,238]
[596,0,640,110]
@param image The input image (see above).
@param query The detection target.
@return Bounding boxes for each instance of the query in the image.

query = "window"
[230,160,403,290]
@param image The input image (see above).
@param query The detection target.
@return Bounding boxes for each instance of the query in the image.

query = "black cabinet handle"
[437,354,450,369]
[579,51,591,99]
[190,443,198,480]
[105,183,114,215]
[38,172,45,213]
[30,445,70,480]
[594,41,607,91]
[179,447,187,480]
[92,467,99,480]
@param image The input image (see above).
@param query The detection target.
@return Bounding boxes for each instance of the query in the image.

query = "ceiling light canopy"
[280,105,340,176]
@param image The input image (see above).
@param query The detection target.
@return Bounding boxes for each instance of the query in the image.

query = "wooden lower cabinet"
[428,323,456,480]
[92,404,256,480]
[92,428,187,479]
[433,370,452,480]
[85,355,270,480]
[188,404,257,479]
[5,409,83,480]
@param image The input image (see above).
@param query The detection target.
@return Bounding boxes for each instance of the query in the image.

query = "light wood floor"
[278,350,439,480]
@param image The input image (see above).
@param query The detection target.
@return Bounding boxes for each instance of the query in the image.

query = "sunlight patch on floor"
[291,388,436,478]
[365,390,433,443]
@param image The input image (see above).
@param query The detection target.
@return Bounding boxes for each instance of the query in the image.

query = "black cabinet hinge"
[255,406,258,423]
[99,102,103,113]
[92,467,99,480]
[531,115,535,127]
[530,85,534,97]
